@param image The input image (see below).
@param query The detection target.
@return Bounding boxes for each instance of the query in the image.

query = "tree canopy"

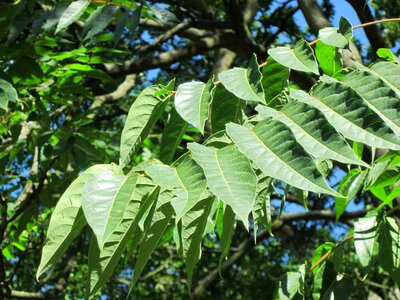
[1,0,400,299]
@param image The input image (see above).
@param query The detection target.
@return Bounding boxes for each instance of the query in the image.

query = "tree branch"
[108,33,260,76]
[192,209,367,299]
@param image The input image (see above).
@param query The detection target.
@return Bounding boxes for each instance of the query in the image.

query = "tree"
[0,0,400,299]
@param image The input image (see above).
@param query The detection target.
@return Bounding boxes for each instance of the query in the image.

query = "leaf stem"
[308,17,400,46]
[309,233,354,272]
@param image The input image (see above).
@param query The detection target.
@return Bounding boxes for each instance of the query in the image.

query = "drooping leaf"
[160,108,187,164]
[129,190,174,290]
[114,9,129,46]
[174,77,215,134]
[378,217,400,286]
[291,82,400,150]
[318,17,353,48]
[335,169,367,220]
[86,179,158,298]
[82,168,139,248]
[129,7,141,34]
[315,43,342,76]
[342,63,400,136]
[82,5,117,41]
[0,78,19,110]
[218,53,265,103]
[37,164,114,280]
[218,204,236,268]
[268,39,319,75]
[261,57,289,106]
[210,84,244,133]
[354,214,378,268]
[119,85,170,168]
[188,143,257,228]
[226,121,338,196]
[55,0,91,34]
[256,104,365,166]
[179,196,214,286]
[252,173,273,235]
[145,156,207,220]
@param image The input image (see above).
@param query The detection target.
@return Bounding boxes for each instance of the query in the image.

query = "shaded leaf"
[354,215,378,268]
[146,156,207,220]
[160,108,187,164]
[188,143,257,228]
[37,164,114,280]
[226,121,338,196]
[86,179,158,298]
[82,5,117,41]
[256,104,365,166]
[179,196,214,286]
[56,0,91,34]
[119,85,170,168]
[335,169,367,220]
[343,63,400,136]
[210,84,244,133]
[261,57,289,105]
[291,83,400,150]
[129,190,174,290]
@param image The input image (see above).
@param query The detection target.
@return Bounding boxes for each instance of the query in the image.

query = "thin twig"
[309,234,354,272]
[308,17,400,46]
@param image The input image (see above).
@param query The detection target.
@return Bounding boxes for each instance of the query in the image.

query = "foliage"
[1,0,400,299]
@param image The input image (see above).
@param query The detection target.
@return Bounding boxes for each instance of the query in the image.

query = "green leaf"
[226,121,338,196]
[252,174,273,235]
[218,205,236,268]
[119,85,169,168]
[354,215,378,268]
[174,77,214,134]
[378,217,400,286]
[256,104,365,166]
[335,169,366,220]
[160,108,187,164]
[315,43,342,76]
[86,178,158,298]
[114,10,129,47]
[342,63,400,136]
[129,190,174,290]
[37,164,114,281]
[318,16,353,48]
[218,53,265,103]
[261,57,289,106]
[82,168,139,249]
[145,156,207,221]
[82,5,117,41]
[129,7,141,34]
[0,79,18,111]
[55,0,91,34]
[275,264,305,300]
[188,143,257,229]
[291,83,400,150]
[179,196,214,286]
[210,84,244,133]
[268,39,319,75]
[377,48,400,63]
